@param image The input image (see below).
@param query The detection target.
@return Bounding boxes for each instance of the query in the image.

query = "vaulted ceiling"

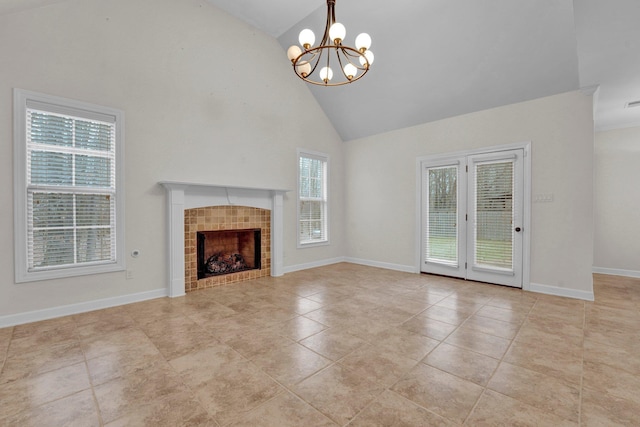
[3,0,639,141]
[208,0,640,141]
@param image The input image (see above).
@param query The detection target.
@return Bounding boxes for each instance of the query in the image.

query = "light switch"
[534,193,554,203]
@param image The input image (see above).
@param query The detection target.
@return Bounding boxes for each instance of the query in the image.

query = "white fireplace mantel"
[160,181,290,297]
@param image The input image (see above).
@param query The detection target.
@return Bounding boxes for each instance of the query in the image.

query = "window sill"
[16,262,125,283]
[297,240,330,249]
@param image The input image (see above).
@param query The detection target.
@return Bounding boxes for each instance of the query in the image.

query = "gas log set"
[196,229,261,280]
[204,253,248,275]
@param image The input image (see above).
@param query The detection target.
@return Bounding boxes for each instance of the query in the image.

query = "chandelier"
[286,0,374,86]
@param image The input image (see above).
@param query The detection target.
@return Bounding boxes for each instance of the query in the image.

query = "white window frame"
[13,89,125,282]
[297,149,329,248]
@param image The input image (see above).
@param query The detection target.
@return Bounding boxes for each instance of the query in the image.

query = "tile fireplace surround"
[185,206,270,291]
[160,182,289,297]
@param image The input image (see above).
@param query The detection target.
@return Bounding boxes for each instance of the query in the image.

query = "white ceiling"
[4,0,639,140]
[209,0,640,140]
[574,0,640,131]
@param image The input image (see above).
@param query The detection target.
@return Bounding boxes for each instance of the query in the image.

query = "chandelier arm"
[323,46,333,85]
[306,49,324,75]
[335,47,348,79]
[296,49,319,65]
[308,51,322,76]
[339,46,369,70]
[292,49,323,79]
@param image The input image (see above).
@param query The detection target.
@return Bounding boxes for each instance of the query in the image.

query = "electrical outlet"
[126,270,134,279]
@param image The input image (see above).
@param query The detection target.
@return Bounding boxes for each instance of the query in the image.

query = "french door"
[421,149,524,287]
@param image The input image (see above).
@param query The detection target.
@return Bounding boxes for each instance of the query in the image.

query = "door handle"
[515,227,521,232]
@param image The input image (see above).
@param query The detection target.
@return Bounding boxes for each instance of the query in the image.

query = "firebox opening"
[197,229,261,280]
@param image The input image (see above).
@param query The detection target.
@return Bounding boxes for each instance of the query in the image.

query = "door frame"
[415,141,532,291]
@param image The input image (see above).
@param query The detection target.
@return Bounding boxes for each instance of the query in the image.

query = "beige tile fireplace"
[184,205,271,291]
[160,182,288,297]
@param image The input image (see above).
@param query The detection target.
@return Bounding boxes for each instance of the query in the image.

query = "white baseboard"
[592,266,640,279]
[0,288,168,328]
[283,257,347,274]
[343,257,418,274]
[528,282,594,301]
[4,262,606,327]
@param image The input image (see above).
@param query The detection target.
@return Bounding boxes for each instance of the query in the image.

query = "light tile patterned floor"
[0,264,639,426]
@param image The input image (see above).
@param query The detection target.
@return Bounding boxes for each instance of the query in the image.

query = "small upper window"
[297,149,329,247]
[13,89,125,282]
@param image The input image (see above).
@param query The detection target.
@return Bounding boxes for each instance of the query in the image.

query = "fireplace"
[159,182,288,297]
[184,205,271,292]
[197,229,261,279]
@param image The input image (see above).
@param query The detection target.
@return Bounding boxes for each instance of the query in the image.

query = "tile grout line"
[74,316,105,427]
[256,360,345,426]
[248,304,439,426]
[142,311,223,427]
[0,328,15,383]
[577,298,587,427]
[461,292,537,425]
[348,287,525,425]
[3,319,102,425]
[396,283,494,424]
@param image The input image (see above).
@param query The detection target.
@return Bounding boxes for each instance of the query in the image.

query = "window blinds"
[474,160,514,270]
[299,155,327,243]
[425,166,458,266]
[26,109,116,271]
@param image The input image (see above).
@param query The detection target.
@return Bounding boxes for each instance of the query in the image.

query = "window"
[14,89,125,282]
[297,149,329,247]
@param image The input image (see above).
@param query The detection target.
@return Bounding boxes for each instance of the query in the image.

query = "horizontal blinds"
[26,108,116,271]
[474,160,514,270]
[26,99,117,124]
[299,155,327,243]
[425,165,458,266]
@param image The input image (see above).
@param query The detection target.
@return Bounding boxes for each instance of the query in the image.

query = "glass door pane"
[474,160,514,270]
[426,166,458,266]
[421,159,466,279]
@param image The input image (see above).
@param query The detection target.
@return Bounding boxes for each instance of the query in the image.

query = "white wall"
[594,126,640,275]
[0,0,345,322]
[344,91,595,297]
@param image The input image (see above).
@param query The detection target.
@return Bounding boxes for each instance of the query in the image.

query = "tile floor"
[0,264,639,426]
